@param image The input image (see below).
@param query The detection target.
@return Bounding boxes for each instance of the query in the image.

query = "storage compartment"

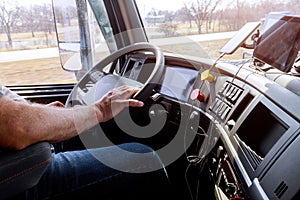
[236,102,288,166]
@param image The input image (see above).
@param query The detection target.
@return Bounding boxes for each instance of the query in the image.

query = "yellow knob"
[201,70,215,82]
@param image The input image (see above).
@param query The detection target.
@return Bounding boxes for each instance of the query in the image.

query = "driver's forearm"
[0,96,100,150]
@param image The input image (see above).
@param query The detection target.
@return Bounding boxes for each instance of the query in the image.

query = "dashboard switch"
[190,89,205,102]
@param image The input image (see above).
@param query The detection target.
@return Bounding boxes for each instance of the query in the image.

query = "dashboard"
[159,67,198,102]
[66,51,300,199]
[185,61,300,200]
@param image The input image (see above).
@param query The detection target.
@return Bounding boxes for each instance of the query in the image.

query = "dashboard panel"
[65,51,300,199]
[188,61,300,200]
[159,66,198,102]
[156,53,300,199]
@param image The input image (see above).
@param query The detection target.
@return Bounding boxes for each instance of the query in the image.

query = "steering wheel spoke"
[66,42,165,107]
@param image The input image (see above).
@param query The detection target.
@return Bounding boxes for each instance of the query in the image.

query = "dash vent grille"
[210,81,244,122]
[274,181,288,199]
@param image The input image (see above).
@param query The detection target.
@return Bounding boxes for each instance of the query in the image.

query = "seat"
[0,142,52,200]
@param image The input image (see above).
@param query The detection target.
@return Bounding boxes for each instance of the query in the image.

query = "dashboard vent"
[235,135,263,169]
[274,181,288,199]
[219,81,244,104]
[210,81,244,122]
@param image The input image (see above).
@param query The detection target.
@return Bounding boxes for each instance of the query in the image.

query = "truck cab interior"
[0,0,300,199]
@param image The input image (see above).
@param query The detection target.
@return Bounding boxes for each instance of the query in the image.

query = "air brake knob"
[190,89,205,102]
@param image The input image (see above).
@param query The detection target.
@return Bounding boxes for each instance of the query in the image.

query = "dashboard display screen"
[253,15,300,72]
[160,67,198,101]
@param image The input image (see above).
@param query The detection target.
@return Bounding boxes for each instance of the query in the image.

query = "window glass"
[53,0,115,73]
[136,0,299,61]
[0,0,76,86]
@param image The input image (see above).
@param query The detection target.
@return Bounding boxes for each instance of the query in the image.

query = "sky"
[16,0,287,12]
[17,0,262,9]
[136,0,187,12]
[135,0,262,11]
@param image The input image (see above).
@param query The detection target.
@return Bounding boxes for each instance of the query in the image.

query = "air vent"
[235,135,263,169]
[219,81,243,104]
[210,81,244,122]
[274,181,288,199]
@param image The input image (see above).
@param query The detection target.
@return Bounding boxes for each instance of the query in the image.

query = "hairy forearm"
[0,97,100,150]
[0,85,143,150]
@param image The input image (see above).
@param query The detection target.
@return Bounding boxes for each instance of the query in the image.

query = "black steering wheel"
[66,42,165,107]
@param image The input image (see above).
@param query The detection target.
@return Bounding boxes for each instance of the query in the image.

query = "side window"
[0,0,76,86]
[52,0,113,75]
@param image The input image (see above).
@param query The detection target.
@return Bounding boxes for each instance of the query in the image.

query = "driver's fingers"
[111,86,140,99]
[110,99,143,115]
[127,99,144,107]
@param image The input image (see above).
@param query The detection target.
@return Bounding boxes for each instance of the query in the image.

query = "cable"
[185,163,195,200]
[183,51,250,200]
[210,52,226,71]
[184,157,209,200]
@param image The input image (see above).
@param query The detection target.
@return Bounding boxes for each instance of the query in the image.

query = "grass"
[0,57,76,86]
[161,39,249,61]
[0,22,250,87]
[0,38,250,86]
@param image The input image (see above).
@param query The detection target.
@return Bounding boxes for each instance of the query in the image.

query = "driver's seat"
[0,142,52,200]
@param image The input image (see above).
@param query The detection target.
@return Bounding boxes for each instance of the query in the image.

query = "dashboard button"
[190,89,205,102]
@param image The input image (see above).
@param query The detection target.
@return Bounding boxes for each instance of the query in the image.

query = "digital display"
[160,67,198,101]
[253,16,300,72]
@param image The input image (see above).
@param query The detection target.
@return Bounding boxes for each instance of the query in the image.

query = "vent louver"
[274,181,288,199]
[235,135,263,169]
[210,81,244,122]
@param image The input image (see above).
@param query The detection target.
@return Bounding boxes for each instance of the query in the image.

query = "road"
[0,48,59,63]
[0,31,236,63]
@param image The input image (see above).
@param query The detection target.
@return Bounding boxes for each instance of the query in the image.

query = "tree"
[177,4,194,28]
[23,5,41,37]
[0,0,22,48]
[159,23,178,37]
[188,0,222,34]
[38,4,55,35]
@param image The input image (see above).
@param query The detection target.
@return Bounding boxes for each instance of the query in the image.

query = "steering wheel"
[66,42,165,107]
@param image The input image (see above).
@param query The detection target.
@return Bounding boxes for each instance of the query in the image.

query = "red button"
[190,89,205,102]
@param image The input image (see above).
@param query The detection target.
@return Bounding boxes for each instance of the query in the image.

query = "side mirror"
[52,0,95,73]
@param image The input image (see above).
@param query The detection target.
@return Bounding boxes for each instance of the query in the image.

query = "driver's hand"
[46,101,65,107]
[94,85,144,122]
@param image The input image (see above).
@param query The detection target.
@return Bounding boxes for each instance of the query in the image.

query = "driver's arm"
[0,85,143,150]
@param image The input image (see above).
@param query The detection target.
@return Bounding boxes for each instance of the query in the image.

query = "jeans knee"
[118,142,154,154]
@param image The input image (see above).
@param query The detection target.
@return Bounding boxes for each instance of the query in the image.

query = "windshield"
[0,0,299,87]
[136,0,299,62]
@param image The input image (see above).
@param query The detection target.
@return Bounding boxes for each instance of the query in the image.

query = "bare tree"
[0,0,22,48]
[188,0,222,34]
[53,5,77,27]
[39,4,55,34]
[23,6,40,37]
[159,23,178,37]
[178,4,193,28]
[159,10,175,24]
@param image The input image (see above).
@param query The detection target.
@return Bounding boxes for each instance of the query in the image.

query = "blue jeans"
[14,143,170,200]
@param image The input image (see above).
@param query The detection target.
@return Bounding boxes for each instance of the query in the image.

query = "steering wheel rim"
[66,42,165,106]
